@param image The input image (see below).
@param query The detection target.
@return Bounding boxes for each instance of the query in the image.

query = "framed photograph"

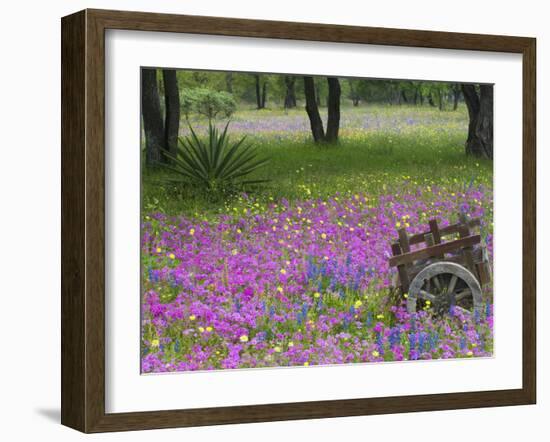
[61,9,536,433]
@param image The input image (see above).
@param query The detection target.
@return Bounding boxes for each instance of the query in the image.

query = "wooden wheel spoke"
[432,275,442,291]
[447,274,458,294]
[455,289,472,302]
[418,290,436,302]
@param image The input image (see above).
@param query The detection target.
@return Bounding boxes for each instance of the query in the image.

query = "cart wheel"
[407,262,483,317]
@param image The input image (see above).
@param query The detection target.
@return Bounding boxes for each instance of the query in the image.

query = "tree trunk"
[225,73,233,93]
[437,89,443,110]
[255,75,262,109]
[261,81,267,108]
[462,84,480,156]
[452,85,460,110]
[401,90,409,104]
[428,93,435,107]
[303,76,325,142]
[141,69,164,165]
[162,69,180,159]
[325,77,341,143]
[461,84,493,159]
[349,82,360,106]
[475,85,493,158]
[284,76,297,108]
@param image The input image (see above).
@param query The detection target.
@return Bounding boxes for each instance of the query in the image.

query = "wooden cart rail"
[407,218,481,246]
[389,234,481,267]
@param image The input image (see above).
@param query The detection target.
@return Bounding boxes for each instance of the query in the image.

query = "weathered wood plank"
[424,233,435,247]
[428,219,444,258]
[477,261,491,285]
[398,228,411,253]
[391,242,410,292]
[408,218,480,246]
[429,219,442,244]
[389,235,481,267]
[391,242,402,256]
[458,224,476,273]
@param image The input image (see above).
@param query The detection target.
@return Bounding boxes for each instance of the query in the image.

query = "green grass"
[142,104,492,218]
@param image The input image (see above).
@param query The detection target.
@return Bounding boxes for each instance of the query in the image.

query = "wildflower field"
[141,105,494,373]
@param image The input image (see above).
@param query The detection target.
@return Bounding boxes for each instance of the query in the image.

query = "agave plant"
[161,121,269,192]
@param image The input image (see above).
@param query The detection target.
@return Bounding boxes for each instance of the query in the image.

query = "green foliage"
[172,69,461,110]
[340,79,457,107]
[176,70,227,90]
[161,121,269,193]
[180,88,237,119]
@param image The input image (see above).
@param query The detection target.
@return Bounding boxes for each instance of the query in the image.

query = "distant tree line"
[141,69,493,162]
[168,71,468,111]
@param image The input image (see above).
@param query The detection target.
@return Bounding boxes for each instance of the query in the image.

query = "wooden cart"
[388,214,491,316]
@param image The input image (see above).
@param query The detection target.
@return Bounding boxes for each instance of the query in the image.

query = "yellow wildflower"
[239,335,249,343]
[313,292,321,299]
[151,339,160,347]
[169,253,175,260]
[189,228,195,236]
[206,326,213,332]
[156,247,162,253]
[189,315,196,321]
[354,300,363,308]
[372,350,380,357]
[280,269,287,275]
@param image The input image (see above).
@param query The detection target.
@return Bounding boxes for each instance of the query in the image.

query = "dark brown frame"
[61,8,536,433]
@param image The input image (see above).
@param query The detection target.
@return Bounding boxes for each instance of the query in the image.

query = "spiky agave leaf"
[161,121,269,191]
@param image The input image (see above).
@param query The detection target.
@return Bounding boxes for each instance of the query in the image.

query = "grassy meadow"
[143,104,492,218]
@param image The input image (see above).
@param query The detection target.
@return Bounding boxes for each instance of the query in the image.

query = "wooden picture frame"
[61,8,536,433]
